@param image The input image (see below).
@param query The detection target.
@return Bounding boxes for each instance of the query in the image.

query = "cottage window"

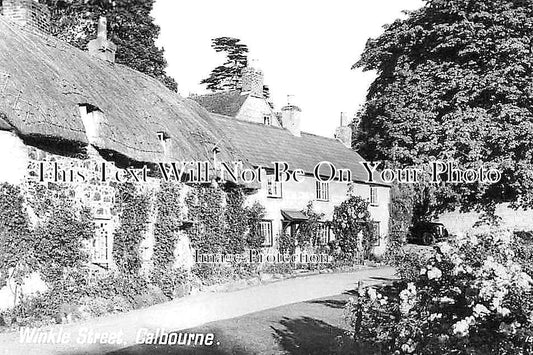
[267,175,282,198]
[370,186,378,206]
[260,220,273,247]
[88,220,111,266]
[263,115,271,126]
[316,222,330,245]
[316,181,329,201]
[371,221,381,246]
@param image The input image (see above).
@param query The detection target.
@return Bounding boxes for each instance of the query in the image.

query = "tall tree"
[354,0,533,215]
[201,37,270,98]
[44,0,178,92]
[201,37,249,92]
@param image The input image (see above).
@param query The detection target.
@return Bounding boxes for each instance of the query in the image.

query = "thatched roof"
[0,17,244,164]
[212,114,390,186]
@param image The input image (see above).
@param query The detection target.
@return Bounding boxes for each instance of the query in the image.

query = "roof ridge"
[212,114,350,145]
[212,114,287,131]
[191,89,243,98]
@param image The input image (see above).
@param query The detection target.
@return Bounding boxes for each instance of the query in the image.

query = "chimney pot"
[335,112,353,148]
[281,104,302,137]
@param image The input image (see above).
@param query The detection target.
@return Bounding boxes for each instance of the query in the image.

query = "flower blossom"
[452,316,475,337]
[473,304,490,318]
[427,267,442,280]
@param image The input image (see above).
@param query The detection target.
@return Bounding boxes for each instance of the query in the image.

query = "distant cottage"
[0,0,391,307]
[192,70,391,251]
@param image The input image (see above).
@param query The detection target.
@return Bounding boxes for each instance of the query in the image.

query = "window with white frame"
[267,175,282,198]
[260,220,273,247]
[316,222,330,245]
[263,115,271,126]
[316,181,330,201]
[89,220,111,265]
[370,186,378,206]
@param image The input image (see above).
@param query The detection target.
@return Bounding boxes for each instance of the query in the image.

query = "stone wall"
[437,203,533,234]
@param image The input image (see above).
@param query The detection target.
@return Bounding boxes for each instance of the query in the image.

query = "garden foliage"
[347,229,533,354]
[331,196,375,260]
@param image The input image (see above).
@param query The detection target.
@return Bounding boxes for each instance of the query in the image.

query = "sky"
[151,0,424,138]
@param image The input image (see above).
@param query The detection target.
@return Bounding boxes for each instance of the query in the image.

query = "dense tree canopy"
[44,0,178,91]
[354,0,533,215]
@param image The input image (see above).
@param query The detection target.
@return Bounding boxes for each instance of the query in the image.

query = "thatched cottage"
[0,0,391,308]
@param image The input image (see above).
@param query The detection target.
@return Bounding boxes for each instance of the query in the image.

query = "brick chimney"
[334,112,353,148]
[88,17,117,63]
[281,104,302,137]
[240,66,264,97]
[1,0,50,33]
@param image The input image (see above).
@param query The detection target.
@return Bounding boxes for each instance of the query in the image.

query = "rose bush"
[346,229,533,354]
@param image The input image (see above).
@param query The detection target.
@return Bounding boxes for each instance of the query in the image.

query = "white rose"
[427,267,442,280]
[473,304,490,318]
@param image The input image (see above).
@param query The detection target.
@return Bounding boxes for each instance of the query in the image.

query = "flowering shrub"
[331,196,375,260]
[346,230,533,354]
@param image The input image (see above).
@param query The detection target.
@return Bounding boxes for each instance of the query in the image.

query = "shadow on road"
[271,316,353,355]
[305,299,347,309]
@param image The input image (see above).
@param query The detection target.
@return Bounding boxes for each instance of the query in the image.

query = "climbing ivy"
[150,182,190,298]
[112,183,151,274]
[244,201,266,251]
[225,188,265,254]
[0,183,34,290]
[152,182,183,269]
[297,201,326,248]
[186,185,225,253]
[331,196,374,260]
[186,185,265,255]
[33,201,94,284]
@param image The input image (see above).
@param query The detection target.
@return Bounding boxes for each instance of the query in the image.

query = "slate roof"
[0,17,245,164]
[212,114,389,186]
[190,90,248,117]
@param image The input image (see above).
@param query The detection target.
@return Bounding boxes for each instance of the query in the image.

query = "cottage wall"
[236,97,280,127]
[0,141,196,309]
[0,130,28,184]
[248,176,390,255]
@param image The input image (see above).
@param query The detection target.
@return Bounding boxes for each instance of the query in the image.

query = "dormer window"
[263,115,271,126]
[157,131,171,154]
[157,131,170,143]
[79,103,104,144]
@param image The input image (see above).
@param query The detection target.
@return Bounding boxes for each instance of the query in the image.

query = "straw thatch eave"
[0,17,246,166]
